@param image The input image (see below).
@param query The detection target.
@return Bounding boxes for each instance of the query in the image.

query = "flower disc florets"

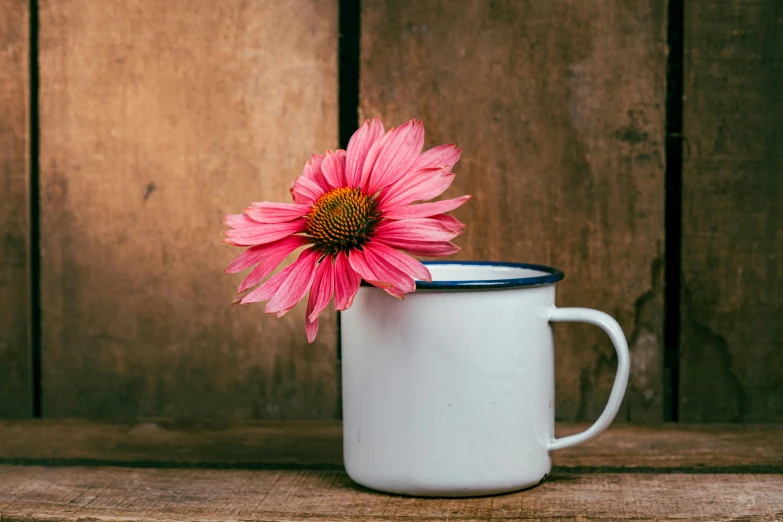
[305,187,380,254]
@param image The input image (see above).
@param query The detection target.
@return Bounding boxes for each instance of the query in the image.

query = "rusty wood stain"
[143,182,157,200]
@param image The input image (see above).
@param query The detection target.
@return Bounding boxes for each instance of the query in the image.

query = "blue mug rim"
[360,261,565,291]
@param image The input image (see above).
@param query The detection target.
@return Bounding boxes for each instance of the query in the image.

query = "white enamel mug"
[341,262,630,497]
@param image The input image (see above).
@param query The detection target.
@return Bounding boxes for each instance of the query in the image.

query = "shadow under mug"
[341,261,630,497]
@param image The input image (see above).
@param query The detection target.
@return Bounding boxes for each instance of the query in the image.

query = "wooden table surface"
[0,421,781,521]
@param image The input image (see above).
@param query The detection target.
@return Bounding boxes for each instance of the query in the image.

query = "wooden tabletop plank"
[0,421,780,471]
[1,466,781,521]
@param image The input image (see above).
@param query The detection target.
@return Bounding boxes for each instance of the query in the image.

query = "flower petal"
[226,246,267,274]
[305,317,319,343]
[239,255,291,294]
[223,213,256,229]
[364,242,432,282]
[345,117,384,187]
[359,247,417,295]
[224,220,307,246]
[264,248,321,317]
[245,202,312,223]
[379,168,455,208]
[377,144,460,205]
[346,249,378,284]
[305,315,319,343]
[411,144,461,172]
[225,235,310,274]
[430,213,466,231]
[347,249,403,298]
[374,218,461,242]
[307,255,335,323]
[237,236,310,293]
[304,154,329,190]
[290,174,325,205]
[374,238,461,257]
[361,119,425,196]
[305,255,336,343]
[381,195,471,220]
[290,155,328,204]
[321,150,347,189]
[356,129,391,189]
[333,251,361,310]
[240,259,299,305]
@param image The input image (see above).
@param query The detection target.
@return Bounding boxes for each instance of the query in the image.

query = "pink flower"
[224,118,470,342]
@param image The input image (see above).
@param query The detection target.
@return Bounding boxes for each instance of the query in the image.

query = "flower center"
[305,187,379,253]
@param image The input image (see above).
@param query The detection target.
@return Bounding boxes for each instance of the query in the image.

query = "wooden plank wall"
[1,0,780,422]
[361,0,668,422]
[38,0,340,419]
[0,0,32,418]
[680,0,783,421]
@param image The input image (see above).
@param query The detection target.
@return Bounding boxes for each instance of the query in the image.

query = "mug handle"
[547,307,631,451]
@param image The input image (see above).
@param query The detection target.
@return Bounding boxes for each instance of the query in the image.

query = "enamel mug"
[341,261,630,497]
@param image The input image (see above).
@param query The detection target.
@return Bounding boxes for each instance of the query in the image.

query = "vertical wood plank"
[680,0,783,421]
[361,0,667,421]
[39,0,339,419]
[0,0,32,417]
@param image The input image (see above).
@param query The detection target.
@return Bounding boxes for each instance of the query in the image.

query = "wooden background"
[0,0,780,422]
[679,0,783,422]
[0,0,31,418]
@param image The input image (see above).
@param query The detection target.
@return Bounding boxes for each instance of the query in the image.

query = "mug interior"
[416,261,564,290]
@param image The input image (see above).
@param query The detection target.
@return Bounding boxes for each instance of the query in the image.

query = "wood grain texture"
[1,424,781,520]
[0,0,32,418]
[1,466,782,521]
[361,1,667,422]
[38,0,339,419]
[0,421,780,471]
[680,0,783,421]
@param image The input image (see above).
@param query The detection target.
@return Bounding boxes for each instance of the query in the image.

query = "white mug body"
[341,262,630,497]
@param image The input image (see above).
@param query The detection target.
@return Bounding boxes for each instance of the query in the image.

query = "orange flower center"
[305,187,380,253]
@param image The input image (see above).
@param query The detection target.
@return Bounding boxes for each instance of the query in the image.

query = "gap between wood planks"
[336,0,361,372]
[663,0,684,423]
[28,0,42,419]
